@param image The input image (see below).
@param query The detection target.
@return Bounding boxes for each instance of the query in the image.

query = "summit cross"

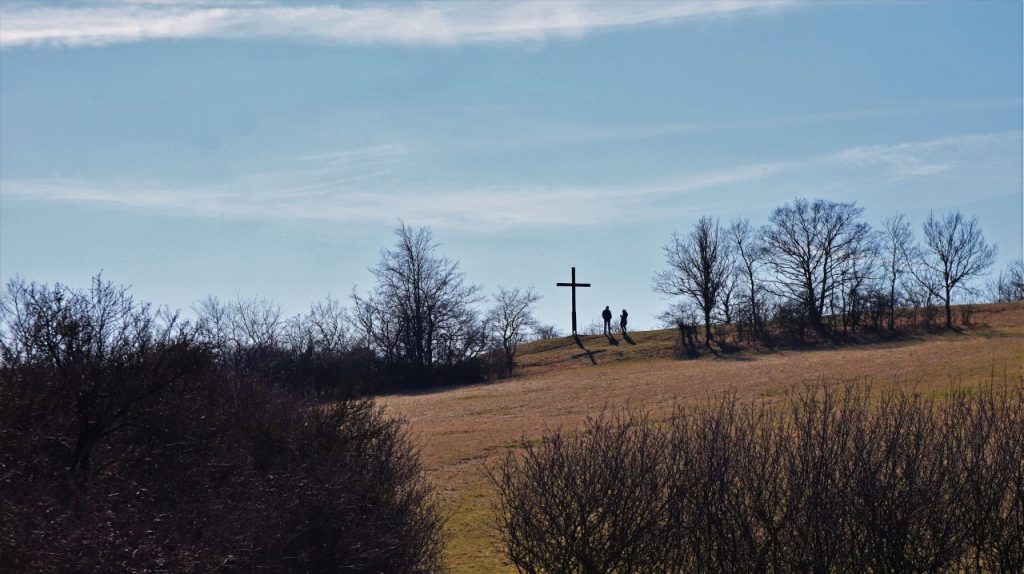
[556,266,591,336]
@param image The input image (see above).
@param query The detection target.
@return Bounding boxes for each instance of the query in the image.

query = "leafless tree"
[193,295,284,352]
[761,198,871,333]
[719,271,737,326]
[913,211,996,328]
[193,296,234,356]
[532,324,562,341]
[728,218,766,337]
[654,216,731,348]
[486,286,541,375]
[232,296,283,349]
[352,223,483,386]
[285,295,352,354]
[989,259,1024,303]
[880,213,914,330]
[835,234,878,332]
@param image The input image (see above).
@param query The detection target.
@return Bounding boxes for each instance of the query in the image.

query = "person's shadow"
[606,334,619,346]
[573,334,607,364]
[622,332,636,345]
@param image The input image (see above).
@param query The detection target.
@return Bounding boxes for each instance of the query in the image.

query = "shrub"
[492,382,1024,573]
[490,411,671,573]
[0,277,444,572]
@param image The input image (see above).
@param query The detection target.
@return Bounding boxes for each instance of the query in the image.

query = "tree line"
[4,199,1017,398]
[151,198,1024,393]
[654,197,1020,351]
[184,222,547,396]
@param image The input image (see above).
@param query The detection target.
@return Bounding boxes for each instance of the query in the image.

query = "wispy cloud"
[831,132,1019,179]
[0,150,790,230]
[0,1,796,49]
[6,132,1014,231]
[446,98,1023,153]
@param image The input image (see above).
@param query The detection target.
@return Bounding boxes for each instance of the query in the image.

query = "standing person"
[620,309,629,335]
[601,306,613,336]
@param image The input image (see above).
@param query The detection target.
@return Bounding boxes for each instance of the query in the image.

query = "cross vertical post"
[556,266,591,336]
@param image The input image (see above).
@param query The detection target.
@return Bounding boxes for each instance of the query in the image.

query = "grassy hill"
[383,303,1024,573]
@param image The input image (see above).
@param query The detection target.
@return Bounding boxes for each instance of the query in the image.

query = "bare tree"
[836,234,878,332]
[193,296,238,364]
[728,218,766,337]
[532,324,562,341]
[654,216,731,348]
[761,198,871,332]
[285,295,351,354]
[719,271,737,326]
[989,259,1024,302]
[880,214,914,330]
[913,211,996,328]
[233,297,283,349]
[352,223,483,386]
[193,295,284,352]
[487,286,541,375]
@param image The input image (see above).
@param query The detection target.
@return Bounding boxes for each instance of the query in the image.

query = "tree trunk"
[944,286,953,329]
[703,310,713,348]
[888,279,897,331]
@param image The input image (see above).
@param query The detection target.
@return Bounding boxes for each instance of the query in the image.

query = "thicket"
[0,277,444,572]
[492,383,1024,573]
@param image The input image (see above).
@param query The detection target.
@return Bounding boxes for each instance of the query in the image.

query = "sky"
[1,0,1021,332]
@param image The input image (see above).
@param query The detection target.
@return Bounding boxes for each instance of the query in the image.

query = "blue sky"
[1,0,1021,331]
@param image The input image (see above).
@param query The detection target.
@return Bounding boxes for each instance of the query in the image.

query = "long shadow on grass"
[572,335,607,365]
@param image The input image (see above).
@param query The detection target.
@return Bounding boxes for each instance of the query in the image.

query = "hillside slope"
[383,303,1024,573]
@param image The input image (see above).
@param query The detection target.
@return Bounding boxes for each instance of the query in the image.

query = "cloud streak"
[5,132,1015,231]
[0,1,796,49]
[1,170,783,231]
[831,132,1019,179]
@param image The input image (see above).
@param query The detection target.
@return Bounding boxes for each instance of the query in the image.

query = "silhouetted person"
[620,309,628,335]
[602,306,612,336]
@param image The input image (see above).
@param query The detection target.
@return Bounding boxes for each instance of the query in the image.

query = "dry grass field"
[382,303,1024,573]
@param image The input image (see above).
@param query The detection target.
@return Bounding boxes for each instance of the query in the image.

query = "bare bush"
[491,411,672,573]
[493,382,1024,573]
[0,276,199,479]
[532,324,563,340]
[0,276,445,572]
[658,302,702,358]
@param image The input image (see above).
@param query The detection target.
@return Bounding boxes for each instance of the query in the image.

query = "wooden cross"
[556,266,591,336]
